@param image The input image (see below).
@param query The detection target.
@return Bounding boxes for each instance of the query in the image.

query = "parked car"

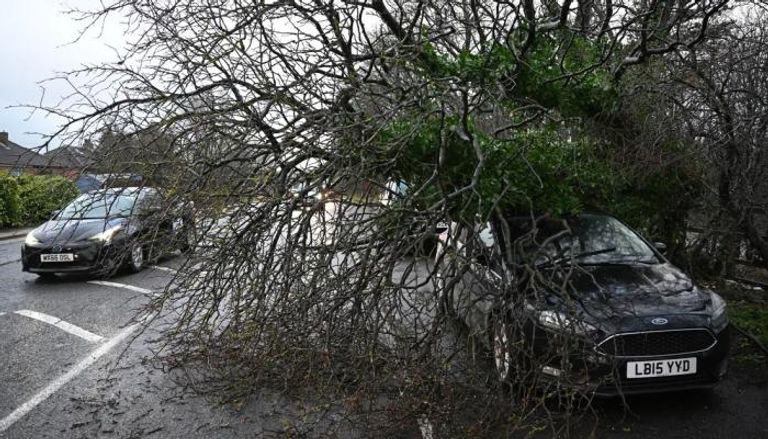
[436,212,730,396]
[22,187,192,278]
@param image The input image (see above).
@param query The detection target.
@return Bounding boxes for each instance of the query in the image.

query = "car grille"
[597,329,716,357]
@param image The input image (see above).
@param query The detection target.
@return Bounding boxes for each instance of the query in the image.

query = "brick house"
[0,131,77,177]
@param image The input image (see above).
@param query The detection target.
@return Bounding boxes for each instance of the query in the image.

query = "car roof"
[502,210,609,220]
[85,187,160,197]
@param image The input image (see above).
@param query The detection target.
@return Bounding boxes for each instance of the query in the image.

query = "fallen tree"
[37,0,742,435]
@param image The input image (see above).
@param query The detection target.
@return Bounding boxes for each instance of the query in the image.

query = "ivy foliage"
[381,117,616,218]
[376,36,698,246]
[513,36,617,118]
[421,35,618,117]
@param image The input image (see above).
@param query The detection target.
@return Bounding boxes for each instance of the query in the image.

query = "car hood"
[549,263,712,332]
[32,217,128,244]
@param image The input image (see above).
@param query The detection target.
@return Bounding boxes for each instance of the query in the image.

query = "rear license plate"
[40,253,74,263]
[627,357,697,378]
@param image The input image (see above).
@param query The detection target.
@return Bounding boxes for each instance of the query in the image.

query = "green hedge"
[0,174,21,226]
[0,172,79,228]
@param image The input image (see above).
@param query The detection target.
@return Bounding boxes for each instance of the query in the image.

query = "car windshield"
[58,193,137,219]
[506,214,659,265]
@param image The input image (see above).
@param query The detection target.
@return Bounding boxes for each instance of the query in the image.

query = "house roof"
[42,145,92,169]
[0,134,72,169]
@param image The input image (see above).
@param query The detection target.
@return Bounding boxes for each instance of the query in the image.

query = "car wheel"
[125,241,144,273]
[492,317,514,384]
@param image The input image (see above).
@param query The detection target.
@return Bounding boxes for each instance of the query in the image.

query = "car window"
[499,214,658,265]
[136,193,164,214]
[59,193,137,219]
[570,215,656,262]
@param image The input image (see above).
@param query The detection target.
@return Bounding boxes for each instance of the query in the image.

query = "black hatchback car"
[22,187,192,278]
[436,213,729,396]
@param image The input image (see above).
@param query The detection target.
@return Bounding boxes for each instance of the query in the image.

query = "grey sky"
[0,1,123,149]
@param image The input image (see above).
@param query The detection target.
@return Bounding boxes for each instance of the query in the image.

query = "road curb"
[0,229,32,242]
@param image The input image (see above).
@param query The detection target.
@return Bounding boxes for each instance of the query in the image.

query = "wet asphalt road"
[0,237,179,438]
[0,236,767,438]
[0,237,364,438]
[568,352,768,438]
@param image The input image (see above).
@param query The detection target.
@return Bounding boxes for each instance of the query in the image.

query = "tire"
[492,317,513,384]
[490,314,535,399]
[125,240,144,273]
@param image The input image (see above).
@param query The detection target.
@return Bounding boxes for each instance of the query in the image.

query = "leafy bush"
[730,302,768,347]
[0,173,22,227]
[16,174,79,226]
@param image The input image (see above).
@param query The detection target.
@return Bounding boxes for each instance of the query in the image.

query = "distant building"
[42,143,93,171]
[0,131,79,178]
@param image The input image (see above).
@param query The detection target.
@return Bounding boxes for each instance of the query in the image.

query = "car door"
[440,222,506,341]
[135,191,173,258]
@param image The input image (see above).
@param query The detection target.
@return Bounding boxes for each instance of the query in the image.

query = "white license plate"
[40,253,74,263]
[627,357,697,378]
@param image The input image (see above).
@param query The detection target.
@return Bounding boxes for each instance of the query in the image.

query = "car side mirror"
[653,242,667,254]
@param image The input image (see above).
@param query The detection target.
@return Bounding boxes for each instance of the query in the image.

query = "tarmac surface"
[0,235,766,438]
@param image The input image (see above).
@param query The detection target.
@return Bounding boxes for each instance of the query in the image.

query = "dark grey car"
[436,213,729,396]
[22,187,192,278]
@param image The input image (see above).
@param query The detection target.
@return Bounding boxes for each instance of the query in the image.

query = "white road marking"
[13,310,104,343]
[87,280,158,297]
[0,312,5,317]
[0,320,142,433]
[149,265,178,274]
[0,258,20,267]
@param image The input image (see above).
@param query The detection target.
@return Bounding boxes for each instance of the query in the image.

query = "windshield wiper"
[602,255,659,265]
[573,247,617,260]
[535,247,617,268]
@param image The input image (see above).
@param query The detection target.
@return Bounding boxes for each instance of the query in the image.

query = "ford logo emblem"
[651,317,668,325]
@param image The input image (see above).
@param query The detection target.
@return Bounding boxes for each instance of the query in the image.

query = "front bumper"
[585,326,730,397]
[21,240,128,274]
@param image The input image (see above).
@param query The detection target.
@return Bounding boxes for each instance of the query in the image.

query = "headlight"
[710,292,728,332]
[88,225,124,243]
[25,233,40,246]
[538,310,597,335]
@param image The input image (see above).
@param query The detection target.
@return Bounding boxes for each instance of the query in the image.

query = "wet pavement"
[0,237,365,438]
[580,342,768,438]
[0,236,767,438]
